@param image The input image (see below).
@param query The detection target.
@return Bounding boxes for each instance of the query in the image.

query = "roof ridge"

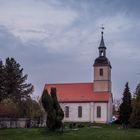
[46,82,93,85]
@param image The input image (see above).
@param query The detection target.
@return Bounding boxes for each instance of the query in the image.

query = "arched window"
[65,106,69,118]
[97,106,101,118]
[78,106,82,118]
[101,51,104,56]
[100,50,104,56]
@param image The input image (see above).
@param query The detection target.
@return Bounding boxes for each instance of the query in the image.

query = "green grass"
[0,125,140,140]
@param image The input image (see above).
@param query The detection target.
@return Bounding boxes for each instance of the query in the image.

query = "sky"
[0,0,140,99]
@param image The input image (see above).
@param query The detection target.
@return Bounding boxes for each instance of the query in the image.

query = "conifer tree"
[41,88,64,131]
[4,57,33,102]
[130,83,140,128]
[50,88,64,129]
[41,89,56,130]
[0,60,5,102]
[119,82,132,127]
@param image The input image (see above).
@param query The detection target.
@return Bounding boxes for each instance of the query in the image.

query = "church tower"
[93,27,112,92]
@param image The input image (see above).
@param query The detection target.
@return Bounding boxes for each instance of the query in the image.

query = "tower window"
[78,106,82,118]
[65,106,69,118]
[101,51,104,56]
[99,68,103,76]
[97,106,101,118]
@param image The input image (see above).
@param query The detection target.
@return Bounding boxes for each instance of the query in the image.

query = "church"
[44,29,113,123]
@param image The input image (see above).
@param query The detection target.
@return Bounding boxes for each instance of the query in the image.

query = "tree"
[130,83,140,128]
[0,98,19,117]
[119,82,132,127]
[19,97,43,118]
[41,88,64,131]
[113,98,121,115]
[50,88,64,129]
[41,89,56,131]
[0,60,5,102]
[4,57,33,102]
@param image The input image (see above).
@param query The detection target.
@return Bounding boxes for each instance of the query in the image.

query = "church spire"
[99,25,106,48]
[93,25,112,92]
[98,25,106,57]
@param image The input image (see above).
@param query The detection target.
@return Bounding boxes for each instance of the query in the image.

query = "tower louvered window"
[99,68,103,76]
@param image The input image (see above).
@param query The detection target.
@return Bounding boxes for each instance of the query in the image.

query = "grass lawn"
[0,125,140,140]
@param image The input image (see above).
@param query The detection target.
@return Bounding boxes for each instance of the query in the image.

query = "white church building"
[44,30,113,123]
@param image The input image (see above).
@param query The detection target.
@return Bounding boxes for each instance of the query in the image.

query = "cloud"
[0,0,79,42]
[0,0,140,98]
[0,25,92,96]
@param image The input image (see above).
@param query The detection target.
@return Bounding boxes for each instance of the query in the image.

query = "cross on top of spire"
[101,24,104,35]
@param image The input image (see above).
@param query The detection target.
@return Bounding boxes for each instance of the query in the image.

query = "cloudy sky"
[0,0,140,99]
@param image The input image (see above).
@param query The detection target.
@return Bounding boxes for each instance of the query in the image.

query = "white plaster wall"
[60,102,109,123]
[107,97,113,122]
[60,103,91,122]
[94,102,108,123]
[90,102,94,123]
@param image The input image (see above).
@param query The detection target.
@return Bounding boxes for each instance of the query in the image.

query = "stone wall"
[0,118,46,128]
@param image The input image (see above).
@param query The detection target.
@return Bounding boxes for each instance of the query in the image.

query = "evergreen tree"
[4,57,33,102]
[41,88,64,131]
[50,88,64,129]
[119,82,132,127]
[41,89,56,131]
[0,60,5,102]
[130,83,140,128]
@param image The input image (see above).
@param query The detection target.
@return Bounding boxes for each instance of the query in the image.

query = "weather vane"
[100,24,105,35]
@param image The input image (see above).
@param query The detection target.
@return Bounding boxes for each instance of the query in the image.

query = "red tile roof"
[44,83,112,102]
